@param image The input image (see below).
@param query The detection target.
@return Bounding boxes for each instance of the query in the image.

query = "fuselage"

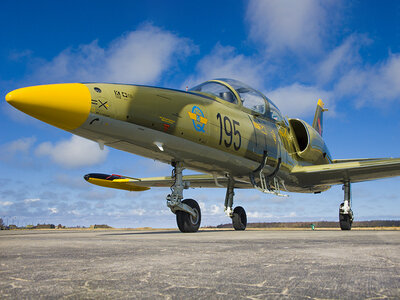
[6,80,332,193]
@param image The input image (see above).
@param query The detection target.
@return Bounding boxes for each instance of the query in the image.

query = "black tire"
[339,213,352,230]
[176,199,201,233]
[232,206,247,231]
[339,203,353,230]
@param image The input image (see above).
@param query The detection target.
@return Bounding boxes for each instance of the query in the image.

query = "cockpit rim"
[189,78,284,122]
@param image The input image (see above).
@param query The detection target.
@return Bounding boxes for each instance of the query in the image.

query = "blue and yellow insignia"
[188,106,208,132]
[253,120,269,136]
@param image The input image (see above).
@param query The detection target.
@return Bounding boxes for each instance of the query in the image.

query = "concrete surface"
[0,229,399,299]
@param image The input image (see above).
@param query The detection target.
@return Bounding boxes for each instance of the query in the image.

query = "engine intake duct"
[288,118,330,164]
[289,119,308,152]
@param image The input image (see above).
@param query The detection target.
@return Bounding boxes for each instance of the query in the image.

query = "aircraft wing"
[291,158,400,186]
[84,173,252,191]
[86,158,400,192]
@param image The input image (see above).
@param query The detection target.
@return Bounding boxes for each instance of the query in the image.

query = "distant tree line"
[215,220,400,229]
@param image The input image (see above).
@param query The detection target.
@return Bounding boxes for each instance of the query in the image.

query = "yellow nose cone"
[6,83,91,131]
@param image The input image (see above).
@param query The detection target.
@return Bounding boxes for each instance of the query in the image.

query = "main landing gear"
[167,162,247,232]
[224,175,247,230]
[339,181,353,230]
[167,162,201,233]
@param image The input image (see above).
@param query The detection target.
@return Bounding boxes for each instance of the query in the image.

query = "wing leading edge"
[291,158,400,187]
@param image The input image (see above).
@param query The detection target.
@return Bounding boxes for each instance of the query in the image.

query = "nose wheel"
[176,199,201,233]
[167,162,201,233]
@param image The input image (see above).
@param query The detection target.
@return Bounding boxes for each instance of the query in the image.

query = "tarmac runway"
[0,229,399,299]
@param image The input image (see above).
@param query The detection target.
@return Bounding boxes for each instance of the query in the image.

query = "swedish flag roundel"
[188,106,208,132]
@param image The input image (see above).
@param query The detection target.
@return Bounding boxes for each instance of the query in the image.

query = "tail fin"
[312,99,328,136]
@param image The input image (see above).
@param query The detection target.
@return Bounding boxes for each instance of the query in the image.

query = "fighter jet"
[6,79,400,232]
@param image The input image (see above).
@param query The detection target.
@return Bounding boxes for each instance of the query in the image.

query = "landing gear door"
[252,116,280,168]
[248,115,266,163]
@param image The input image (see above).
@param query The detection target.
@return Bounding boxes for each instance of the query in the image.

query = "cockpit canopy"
[189,78,284,122]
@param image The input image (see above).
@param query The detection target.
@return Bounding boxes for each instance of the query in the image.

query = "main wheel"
[339,214,352,230]
[176,199,201,233]
[232,206,247,230]
[339,213,353,230]
[339,203,353,230]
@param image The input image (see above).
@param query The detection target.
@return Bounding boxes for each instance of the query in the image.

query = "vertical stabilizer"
[312,99,327,136]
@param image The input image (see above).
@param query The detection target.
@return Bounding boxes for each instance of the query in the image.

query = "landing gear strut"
[224,175,247,230]
[339,181,353,230]
[167,162,201,232]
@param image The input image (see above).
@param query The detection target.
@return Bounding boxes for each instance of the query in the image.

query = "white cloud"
[0,201,13,206]
[31,24,196,85]
[335,53,400,106]
[24,198,40,204]
[48,207,58,214]
[35,135,108,168]
[130,208,146,216]
[187,44,264,88]
[2,137,36,158]
[209,204,221,215]
[316,35,366,84]
[267,83,331,118]
[68,210,81,216]
[247,0,332,56]
[196,203,225,216]
[247,211,273,218]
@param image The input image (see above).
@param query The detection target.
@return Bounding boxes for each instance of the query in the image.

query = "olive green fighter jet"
[6,79,400,232]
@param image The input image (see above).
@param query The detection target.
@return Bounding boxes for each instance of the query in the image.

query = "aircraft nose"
[5,83,91,131]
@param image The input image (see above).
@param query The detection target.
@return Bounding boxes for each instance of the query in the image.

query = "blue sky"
[1,0,400,228]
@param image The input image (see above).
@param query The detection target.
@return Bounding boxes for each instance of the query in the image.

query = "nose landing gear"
[167,162,201,233]
[176,199,201,233]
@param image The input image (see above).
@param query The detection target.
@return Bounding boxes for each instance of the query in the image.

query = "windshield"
[189,81,237,104]
[219,79,267,115]
[189,79,283,121]
[268,98,284,122]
